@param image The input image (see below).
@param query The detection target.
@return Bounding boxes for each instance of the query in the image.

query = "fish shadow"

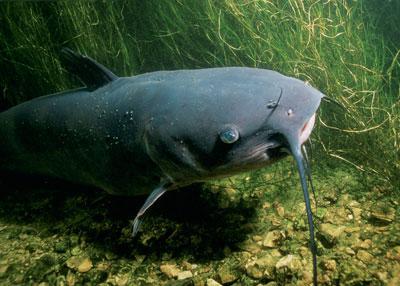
[0,172,258,261]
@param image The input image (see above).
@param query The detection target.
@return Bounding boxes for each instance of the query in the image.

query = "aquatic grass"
[135,0,400,191]
[0,0,399,192]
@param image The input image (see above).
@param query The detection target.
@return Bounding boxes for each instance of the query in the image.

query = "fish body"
[0,67,321,195]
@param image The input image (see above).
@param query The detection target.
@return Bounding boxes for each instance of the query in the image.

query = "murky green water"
[0,1,399,285]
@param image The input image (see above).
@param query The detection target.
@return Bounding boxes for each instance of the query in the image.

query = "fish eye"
[219,127,239,144]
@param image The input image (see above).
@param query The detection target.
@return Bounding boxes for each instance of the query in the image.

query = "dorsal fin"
[61,47,118,90]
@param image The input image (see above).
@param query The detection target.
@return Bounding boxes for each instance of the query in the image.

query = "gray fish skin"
[0,67,322,195]
[1,61,324,286]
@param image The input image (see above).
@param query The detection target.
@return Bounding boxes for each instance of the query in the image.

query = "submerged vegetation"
[0,0,399,285]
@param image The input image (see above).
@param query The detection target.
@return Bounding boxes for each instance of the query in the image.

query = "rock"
[70,247,82,256]
[217,264,238,284]
[182,261,194,270]
[206,278,222,286]
[276,206,285,217]
[246,252,279,280]
[369,206,396,225]
[386,246,400,261]
[160,264,180,278]
[66,271,76,286]
[96,262,110,271]
[350,207,363,221]
[77,258,93,273]
[319,223,345,245]
[237,239,261,254]
[65,258,76,272]
[177,271,193,280]
[245,263,263,279]
[262,231,284,248]
[275,255,302,273]
[321,259,337,272]
[356,250,373,264]
[358,239,372,250]
[344,247,356,256]
[66,256,93,273]
[375,271,388,284]
[115,274,129,286]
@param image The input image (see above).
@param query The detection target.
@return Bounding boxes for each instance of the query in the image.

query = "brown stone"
[160,264,180,278]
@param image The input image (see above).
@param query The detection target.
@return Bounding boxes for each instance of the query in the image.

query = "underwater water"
[0,1,399,285]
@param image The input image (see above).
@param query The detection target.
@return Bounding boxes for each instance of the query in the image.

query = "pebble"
[276,205,285,217]
[77,258,93,273]
[206,278,222,286]
[356,250,374,264]
[246,253,278,280]
[70,247,82,256]
[375,271,388,284]
[344,247,356,256]
[66,256,93,273]
[369,206,396,224]
[358,239,372,249]
[350,207,363,221]
[182,261,193,270]
[237,239,261,254]
[177,270,193,280]
[66,271,76,286]
[115,274,129,286]
[275,255,301,272]
[96,261,111,271]
[160,263,180,278]
[321,259,337,271]
[262,231,284,248]
[217,264,238,284]
[319,223,346,245]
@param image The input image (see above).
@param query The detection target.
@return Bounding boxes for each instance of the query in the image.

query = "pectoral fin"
[132,181,174,237]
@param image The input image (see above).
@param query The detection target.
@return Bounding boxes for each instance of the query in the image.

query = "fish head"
[206,73,324,179]
[144,68,323,183]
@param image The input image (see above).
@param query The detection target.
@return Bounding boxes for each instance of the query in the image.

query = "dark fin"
[61,47,118,91]
[132,181,173,237]
[288,139,318,286]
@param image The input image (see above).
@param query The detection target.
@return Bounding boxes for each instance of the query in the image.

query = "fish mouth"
[299,113,316,145]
